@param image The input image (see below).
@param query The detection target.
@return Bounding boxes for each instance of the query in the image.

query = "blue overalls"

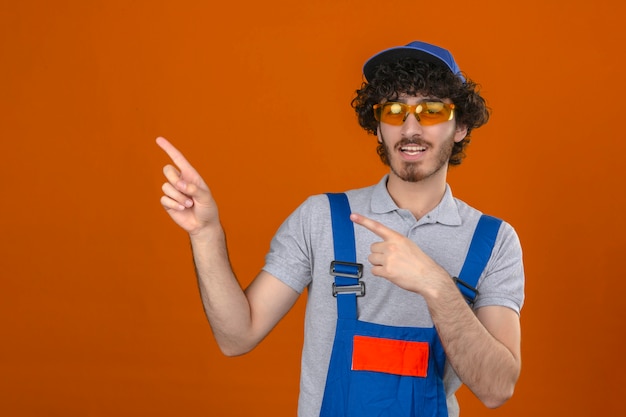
[319,193,501,417]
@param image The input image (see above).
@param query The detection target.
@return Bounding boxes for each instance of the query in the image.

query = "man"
[157,41,524,417]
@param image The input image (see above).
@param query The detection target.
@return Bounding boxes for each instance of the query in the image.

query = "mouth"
[400,144,427,156]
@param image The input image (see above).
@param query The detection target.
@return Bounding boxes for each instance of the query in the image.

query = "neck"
[386,168,448,220]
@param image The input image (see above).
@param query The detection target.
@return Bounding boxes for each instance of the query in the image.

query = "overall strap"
[326,193,364,320]
[455,214,503,304]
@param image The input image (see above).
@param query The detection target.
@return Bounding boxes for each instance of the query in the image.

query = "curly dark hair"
[352,57,490,165]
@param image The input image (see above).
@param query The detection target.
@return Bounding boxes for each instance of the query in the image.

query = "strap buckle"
[329,261,363,279]
[330,261,365,297]
[452,276,479,304]
[332,281,366,297]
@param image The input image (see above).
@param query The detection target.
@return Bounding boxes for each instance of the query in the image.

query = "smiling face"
[353,58,490,167]
[377,94,467,183]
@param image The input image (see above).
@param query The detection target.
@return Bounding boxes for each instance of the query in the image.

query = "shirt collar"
[370,175,462,226]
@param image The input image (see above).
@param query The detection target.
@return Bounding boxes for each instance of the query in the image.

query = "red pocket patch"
[352,335,429,377]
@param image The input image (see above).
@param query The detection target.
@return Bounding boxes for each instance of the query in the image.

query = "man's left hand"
[350,213,450,296]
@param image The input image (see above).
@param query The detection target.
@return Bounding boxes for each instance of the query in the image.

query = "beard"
[378,133,455,183]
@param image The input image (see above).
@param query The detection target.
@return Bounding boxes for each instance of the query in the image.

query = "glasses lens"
[374,103,409,126]
[418,102,454,126]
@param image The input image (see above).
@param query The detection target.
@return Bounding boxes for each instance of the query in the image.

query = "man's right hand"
[156,136,220,236]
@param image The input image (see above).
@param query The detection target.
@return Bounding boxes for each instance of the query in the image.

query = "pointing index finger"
[156,136,197,174]
[350,213,400,240]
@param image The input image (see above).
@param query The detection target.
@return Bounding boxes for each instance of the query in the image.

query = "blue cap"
[363,41,465,83]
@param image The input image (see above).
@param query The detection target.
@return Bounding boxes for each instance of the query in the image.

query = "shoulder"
[453,196,520,242]
[452,199,525,311]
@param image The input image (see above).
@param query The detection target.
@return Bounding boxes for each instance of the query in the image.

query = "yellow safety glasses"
[373,101,455,126]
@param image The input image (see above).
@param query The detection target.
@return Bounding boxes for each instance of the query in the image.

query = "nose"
[401,113,423,136]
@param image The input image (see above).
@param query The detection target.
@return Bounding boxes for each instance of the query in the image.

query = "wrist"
[421,270,457,303]
[189,222,225,243]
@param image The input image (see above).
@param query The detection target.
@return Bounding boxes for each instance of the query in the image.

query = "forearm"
[424,278,521,408]
[189,224,257,356]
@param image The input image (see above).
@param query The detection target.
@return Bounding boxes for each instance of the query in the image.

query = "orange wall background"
[1,1,625,415]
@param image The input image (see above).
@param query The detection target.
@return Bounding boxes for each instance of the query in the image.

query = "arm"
[157,137,299,356]
[350,213,521,408]
[425,281,521,408]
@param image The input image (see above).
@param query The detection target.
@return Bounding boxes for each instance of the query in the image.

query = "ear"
[453,124,468,143]
[376,126,383,144]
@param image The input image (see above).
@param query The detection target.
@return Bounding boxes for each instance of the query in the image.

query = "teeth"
[401,146,426,152]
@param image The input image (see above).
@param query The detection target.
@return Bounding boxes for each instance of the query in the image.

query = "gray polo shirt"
[263,175,525,417]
